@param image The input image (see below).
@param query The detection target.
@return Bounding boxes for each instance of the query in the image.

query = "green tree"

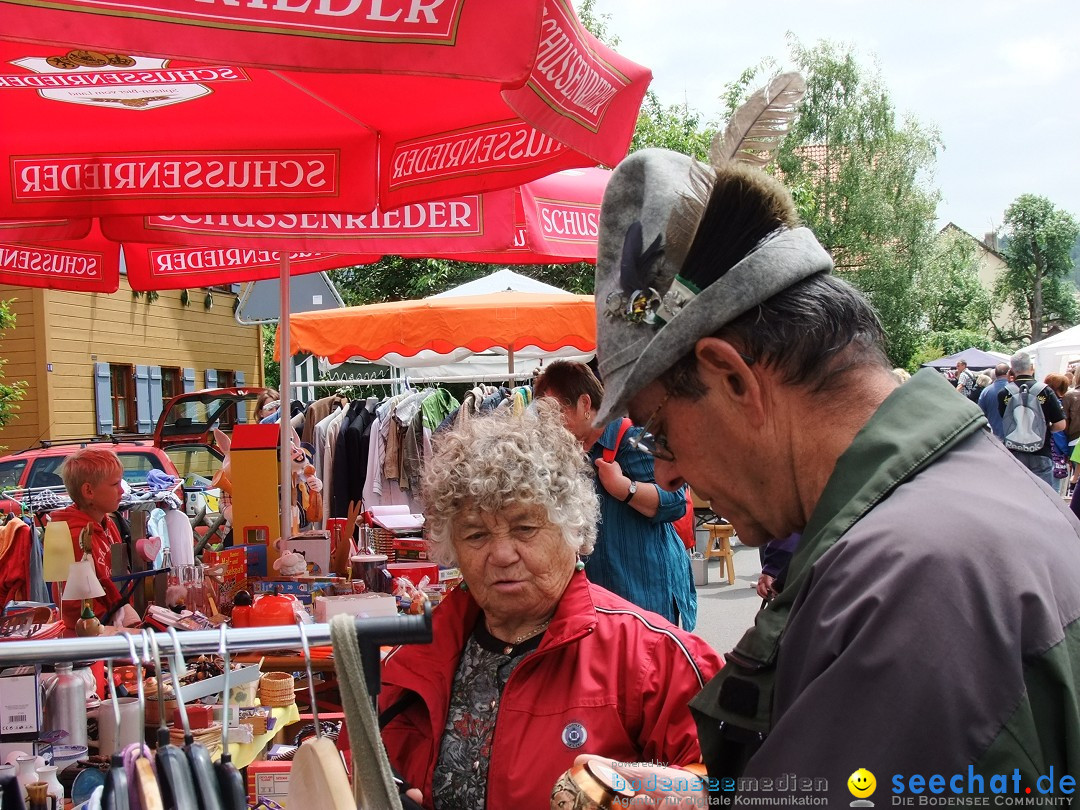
[261,324,280,390]
[726,38,944,368]
[916,228,992,334]
[631,91,716,159]
[993,194,1080,343]
[0,299,27,442]
[330,258,594,307]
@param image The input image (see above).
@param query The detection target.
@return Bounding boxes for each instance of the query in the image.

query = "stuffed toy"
[289,428,323,525]
[272,537,308,577]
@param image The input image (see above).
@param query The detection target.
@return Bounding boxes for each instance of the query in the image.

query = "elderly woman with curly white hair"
[377,400,722,810]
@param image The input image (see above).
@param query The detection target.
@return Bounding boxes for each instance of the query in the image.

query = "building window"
[216,369,237,427]
[110,364,135,433]
[161,367,183,402]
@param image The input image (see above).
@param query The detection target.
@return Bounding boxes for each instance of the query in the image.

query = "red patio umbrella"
[97,167,610,263]
[0,4,649,218]
[0,0,649,539]
[0,221,377,293]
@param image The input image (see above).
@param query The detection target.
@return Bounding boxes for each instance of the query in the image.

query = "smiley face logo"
[848,768,877,798]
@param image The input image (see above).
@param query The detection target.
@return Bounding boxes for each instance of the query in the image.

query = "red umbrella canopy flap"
[0,1,651,220]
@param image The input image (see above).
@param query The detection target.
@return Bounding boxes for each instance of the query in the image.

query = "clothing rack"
[290,372,534,388]
[0,606,432,703]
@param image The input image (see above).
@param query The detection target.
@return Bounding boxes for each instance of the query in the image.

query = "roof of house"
[939,222,1006,261]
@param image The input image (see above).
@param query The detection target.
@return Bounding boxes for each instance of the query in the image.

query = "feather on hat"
[593,71,836,426]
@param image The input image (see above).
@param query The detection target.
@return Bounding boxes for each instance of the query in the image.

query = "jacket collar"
[383,570,596,690]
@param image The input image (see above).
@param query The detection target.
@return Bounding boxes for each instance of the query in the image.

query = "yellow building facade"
[0,276,262,451]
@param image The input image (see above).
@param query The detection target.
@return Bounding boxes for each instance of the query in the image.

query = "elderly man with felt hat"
[577,74,1080,806]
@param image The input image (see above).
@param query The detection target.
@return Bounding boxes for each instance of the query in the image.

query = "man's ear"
[694,337,766,427]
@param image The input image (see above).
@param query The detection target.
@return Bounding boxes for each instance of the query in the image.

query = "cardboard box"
[285,531,331,577]
[314,593,398,622]
[234,543,267,578]
[0,668,40,737]
[253,578,312,604]
[247,761,292,807]
[203,547,248,614]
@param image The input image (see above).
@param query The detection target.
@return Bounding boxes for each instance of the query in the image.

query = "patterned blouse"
[431,617,545,810]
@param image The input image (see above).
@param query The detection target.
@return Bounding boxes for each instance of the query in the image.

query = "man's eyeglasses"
[628,394,675,463]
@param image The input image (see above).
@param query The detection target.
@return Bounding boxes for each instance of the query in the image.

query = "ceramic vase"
[15,755,38,799]
[35,765,63,810]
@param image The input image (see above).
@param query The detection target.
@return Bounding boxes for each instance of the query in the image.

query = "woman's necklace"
[494,618,551,656]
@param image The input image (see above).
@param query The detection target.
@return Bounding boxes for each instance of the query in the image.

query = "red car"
[0,387,267,518]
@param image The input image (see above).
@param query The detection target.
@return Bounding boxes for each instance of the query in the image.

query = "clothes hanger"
[165,627,223,810]
[122,631,162,810]
[285,619,353,810]
[147,633,197,810]
[101,656,131,810]
[212,624,246,810]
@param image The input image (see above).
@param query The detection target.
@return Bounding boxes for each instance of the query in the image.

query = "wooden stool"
[703,523,736,585]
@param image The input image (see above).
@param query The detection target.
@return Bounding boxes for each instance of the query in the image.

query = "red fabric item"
[0,221,377,294]
[0,520,32,607]
[601,417,633,464]
[101,188,516,256]
[48,505,125,633]
[106,167,610,263]
[674,487,696,551]
[375,571,722,809]
[0,21,646,222]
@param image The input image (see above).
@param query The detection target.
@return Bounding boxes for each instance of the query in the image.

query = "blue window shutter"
[94,362,114,435]
[183,368,196,393]
[234,371,247,423]
[134,365,152,433]
[149,366,164,423]
[205,369,218,389]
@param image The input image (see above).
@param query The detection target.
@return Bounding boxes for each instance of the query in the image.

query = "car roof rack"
[18,434,152,453]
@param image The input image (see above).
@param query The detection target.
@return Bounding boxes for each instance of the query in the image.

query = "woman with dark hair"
[533,359,696,629]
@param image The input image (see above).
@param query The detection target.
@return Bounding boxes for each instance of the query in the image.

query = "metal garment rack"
[291,372,533,388]
[0,606,432,705]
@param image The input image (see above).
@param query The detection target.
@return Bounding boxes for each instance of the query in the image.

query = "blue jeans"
[1012,451,1056,489]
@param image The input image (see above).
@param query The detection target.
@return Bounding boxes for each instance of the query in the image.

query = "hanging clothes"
[0,518,33,607]
[28,520,48,603]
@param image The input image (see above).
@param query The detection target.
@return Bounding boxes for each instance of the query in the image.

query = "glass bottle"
[42,662,88,748]
[26,780,50,810]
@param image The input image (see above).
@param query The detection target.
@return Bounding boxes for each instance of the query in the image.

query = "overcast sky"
[592,0,1080,240]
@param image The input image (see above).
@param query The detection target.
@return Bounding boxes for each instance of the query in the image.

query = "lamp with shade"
[62,559,105,637]
[41,520,75,583]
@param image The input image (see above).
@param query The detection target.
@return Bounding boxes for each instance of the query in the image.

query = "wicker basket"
[258,672,295,708]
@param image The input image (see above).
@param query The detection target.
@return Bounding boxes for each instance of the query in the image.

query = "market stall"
[0,616,430,808]
[0,4,646,802]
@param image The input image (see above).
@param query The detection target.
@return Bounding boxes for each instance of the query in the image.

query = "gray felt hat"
[592,147,835,426]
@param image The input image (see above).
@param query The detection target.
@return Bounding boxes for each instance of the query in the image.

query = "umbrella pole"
[279,253,292,545]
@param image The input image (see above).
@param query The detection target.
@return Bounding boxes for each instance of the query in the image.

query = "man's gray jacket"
[692,369,1080,804]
